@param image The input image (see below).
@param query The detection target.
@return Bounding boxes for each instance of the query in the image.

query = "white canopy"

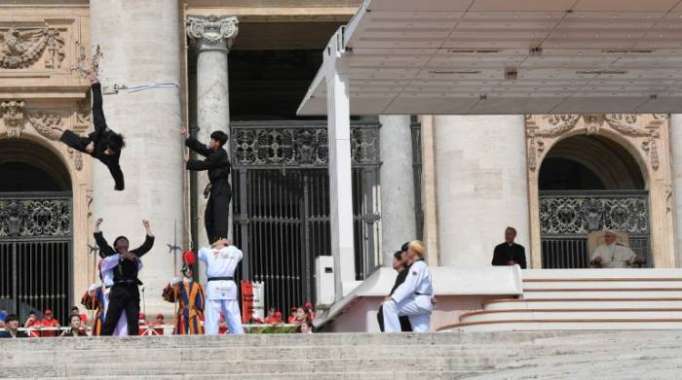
[297,0,682,115]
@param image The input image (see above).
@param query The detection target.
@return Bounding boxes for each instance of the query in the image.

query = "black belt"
[415,292,432,296]
[114,279,143,286]
[208,276,234,282]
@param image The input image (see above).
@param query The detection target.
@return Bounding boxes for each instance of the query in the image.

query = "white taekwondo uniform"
[382,259,433,333]
[199,245,244,335]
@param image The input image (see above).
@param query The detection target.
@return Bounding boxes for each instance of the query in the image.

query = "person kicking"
[54,71,126,190]
[199,239,244,336]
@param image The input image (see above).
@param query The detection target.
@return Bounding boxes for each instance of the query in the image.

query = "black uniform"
[185,136,231,243]
[377,267,413,332]
[59,83,125,190]
[95,231,154,336]
[491,242,527,269]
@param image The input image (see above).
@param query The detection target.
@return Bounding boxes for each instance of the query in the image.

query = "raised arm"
[93,218,115,258]
[185,135,213,157]
[131,219,155,257]
[186,149,229,172]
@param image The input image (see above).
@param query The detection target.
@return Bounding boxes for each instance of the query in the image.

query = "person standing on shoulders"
[181,128,231,243]
[382,241,433,333]
[491,226,527,269]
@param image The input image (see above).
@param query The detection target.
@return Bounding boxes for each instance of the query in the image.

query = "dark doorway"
[0,139,73,325]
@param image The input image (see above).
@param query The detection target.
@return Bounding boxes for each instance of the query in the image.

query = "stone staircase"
[446,269,682,331]
[3,330,682,379]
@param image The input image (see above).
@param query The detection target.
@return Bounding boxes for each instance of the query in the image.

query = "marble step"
[483,299,682,310]
[522,280,682,290]
[451,320,682,331]
[521,290,682,299]
[459,309,682,323]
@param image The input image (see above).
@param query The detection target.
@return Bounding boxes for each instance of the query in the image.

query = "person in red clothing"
[39,309,61,337]
[287,307,297,324]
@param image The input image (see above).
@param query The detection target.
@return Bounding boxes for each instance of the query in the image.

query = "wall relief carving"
[0,100,25,137]
[0,27,65,69]
[526,114,666,172]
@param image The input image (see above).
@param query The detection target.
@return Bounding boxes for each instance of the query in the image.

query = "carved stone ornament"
[27,111,63,141]
[186,15,239,48]
[0,27,65,69]
[1,100,25,137]
[526,114,666,172]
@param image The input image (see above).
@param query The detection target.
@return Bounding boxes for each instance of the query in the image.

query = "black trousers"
[102,284,140,336]
[60,130,92,153]
[377,305,412,332]
[205,184,231,243]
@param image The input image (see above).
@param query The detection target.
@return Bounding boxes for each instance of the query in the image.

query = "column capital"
[186,15,239,51]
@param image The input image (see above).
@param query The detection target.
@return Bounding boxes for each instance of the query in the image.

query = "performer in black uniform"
[55,71,125,190]
[181,128,231,243]
[377,246,413,332]
[95,218,154,336]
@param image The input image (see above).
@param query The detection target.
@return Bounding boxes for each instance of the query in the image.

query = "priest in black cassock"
[182,128,231,243]
[491,226,527,269]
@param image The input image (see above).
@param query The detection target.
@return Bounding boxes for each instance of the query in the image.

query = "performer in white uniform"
[382,240,433,333]
[199,239,244,335]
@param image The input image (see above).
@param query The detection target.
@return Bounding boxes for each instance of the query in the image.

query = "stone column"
[186,15,238,250]
[90,0,185,314]
[379,115,416,266]
[670,114,682,266]
[434,115,530,267]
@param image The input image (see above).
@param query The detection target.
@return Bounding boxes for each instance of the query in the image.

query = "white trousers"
[205,298,244,336]
[383,296,431,333]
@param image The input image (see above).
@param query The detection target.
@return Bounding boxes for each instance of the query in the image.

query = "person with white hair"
[590,230,643,268]
[382,240,433,333]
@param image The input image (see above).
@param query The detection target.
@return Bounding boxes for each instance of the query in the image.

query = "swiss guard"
[162,250,205,335]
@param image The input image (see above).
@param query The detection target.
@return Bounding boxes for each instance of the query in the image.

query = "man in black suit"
[377,246,412,332]
[491,226,527,269]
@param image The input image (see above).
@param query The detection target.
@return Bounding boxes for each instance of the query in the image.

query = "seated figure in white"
[590,230,643,268]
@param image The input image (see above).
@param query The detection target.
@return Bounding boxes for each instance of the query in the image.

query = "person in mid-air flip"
[54,70,125,190]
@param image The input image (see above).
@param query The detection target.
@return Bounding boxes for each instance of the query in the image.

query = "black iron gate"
[230,121,380,318]
[0,193,72,325]
[540,191,650,268]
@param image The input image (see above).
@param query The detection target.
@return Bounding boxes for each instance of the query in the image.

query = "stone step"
[522,280,682,290]
[460,309,682,323]
[450,320,682,331]
[484,299,682,310]
[521,268,682,281]
[5,331,682,378]
[0,357,494,378]
[521,290,682,299]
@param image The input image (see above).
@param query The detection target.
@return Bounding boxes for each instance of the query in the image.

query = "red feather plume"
[182,250,196,266]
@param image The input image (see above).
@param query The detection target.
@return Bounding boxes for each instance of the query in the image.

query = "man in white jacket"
[199,239,244,335]
[382,240,433,333]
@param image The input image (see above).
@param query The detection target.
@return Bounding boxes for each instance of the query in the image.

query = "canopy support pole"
[325,28,356,300]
